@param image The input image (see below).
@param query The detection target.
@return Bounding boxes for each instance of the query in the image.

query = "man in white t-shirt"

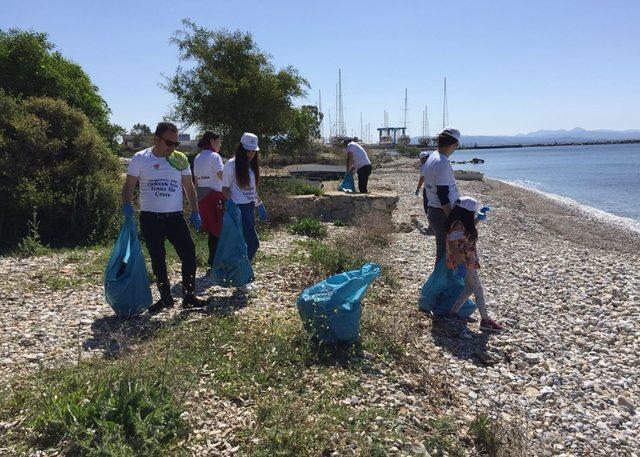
[344,137,372,193]
[193,131,225,266]
[424,128,461,265]
[121,122,205,313]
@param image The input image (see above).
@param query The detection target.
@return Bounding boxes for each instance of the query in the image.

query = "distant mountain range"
[412,128,640,146]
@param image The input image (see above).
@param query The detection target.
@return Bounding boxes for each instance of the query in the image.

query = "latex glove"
[476,206,491,222]
[122,202,134,219]
[455,263,467,278]
[190,211,202,231]
[257,203,268,221]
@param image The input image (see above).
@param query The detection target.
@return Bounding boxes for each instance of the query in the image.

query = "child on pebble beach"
[445,196,504,332]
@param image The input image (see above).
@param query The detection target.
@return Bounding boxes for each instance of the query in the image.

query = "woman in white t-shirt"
[343,137,372,193]
[193,131,225,266]
[222,132,261,264]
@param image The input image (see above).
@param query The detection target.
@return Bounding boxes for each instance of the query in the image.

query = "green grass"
[424,416,465,457]
[469,414,503,456]
[29,374,188,455]
[262,177,324,196]
[0,311,409,455]
[287,218,327,238]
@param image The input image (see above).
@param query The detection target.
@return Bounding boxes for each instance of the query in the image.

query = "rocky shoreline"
[1,157,638,456]
[381,158,640,455]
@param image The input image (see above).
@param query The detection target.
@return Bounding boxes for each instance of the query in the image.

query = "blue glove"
[122,202,134,219]
[257,203,268,221]
[414,188,420,196]
[455,263,467,278]
[476,206,491,222]
[190,211,202,231]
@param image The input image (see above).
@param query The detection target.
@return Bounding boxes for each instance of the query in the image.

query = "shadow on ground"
[85,276,248,358]
[427,314,504,367]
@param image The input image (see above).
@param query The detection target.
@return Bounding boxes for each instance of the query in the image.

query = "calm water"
[450,143,640,223]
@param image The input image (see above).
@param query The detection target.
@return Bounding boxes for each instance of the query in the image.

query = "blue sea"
[449,143,640,227]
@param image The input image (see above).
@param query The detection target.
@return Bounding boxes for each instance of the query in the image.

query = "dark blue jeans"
[238,203,259,262]
[422,187,429,217]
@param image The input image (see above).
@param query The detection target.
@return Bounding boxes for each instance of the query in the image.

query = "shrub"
[288,218,327,238]
[0,29,123,150]
[395,143,420,157]
[0,92,121,251]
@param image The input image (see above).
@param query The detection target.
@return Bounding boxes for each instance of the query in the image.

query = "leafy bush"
[395,143,420,157]
[0,91,121,251]
[0,29,123,150]
[30,374,187,454]
[288,218,327,238]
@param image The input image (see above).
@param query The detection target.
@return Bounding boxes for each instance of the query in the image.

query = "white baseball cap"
[240,132,260,151]
[418,151,430,159]
[457,196,478,213]
[440,128,461,143]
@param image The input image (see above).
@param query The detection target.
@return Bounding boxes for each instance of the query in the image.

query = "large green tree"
[0,90,121,250]
[166,20,313,153]
[0,29,122,150]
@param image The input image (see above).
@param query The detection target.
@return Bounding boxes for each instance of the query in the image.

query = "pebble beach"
[1,157,638,456]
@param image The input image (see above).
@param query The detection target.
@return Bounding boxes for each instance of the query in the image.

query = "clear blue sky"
[3,0,639,137]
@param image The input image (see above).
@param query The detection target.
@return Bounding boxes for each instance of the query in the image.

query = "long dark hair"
[446,205,478,242]
[234,143,260,188]
[197,130,220,149]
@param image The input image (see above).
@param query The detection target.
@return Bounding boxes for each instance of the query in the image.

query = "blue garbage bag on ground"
[296,263,380,342]
[210,201,255,287]
[104,218,152,317]
[339,173,355,193]
[418,258,476,317]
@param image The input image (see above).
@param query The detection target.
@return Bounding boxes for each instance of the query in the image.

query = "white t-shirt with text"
[346,142,371,171]
[424,151,459,208]
[222,158,257,204]
[126,148,191,213]
[193,150,224,191]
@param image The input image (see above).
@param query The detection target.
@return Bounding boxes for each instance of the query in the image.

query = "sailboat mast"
[318,89,323,141]
[442,77,448,129]
[403,88,408,129]
[338,69,345,136]
[425,104,430,139]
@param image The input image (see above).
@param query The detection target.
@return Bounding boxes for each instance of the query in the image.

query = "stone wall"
[285,191,399,223]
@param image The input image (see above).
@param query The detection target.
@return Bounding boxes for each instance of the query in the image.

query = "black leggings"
[140,212,197,299]
[207,233,219,266]
[357,164,372,193]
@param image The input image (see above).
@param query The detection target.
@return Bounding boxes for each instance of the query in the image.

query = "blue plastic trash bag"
[339,173,355,193]
[418,258,476,317]
[210,201,255,287]
[104,218,153,317]
[296,263,380,342]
